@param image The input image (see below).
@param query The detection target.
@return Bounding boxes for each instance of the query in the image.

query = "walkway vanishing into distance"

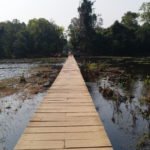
[14,56,113,150]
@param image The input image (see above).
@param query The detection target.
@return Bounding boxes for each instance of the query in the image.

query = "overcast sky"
[0,0,149,29]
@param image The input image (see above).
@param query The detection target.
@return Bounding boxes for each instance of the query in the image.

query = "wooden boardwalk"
[14,56,113,150]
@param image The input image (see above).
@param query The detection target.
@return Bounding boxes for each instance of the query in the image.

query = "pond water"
[88,82,148,150]
[0,92,46,150]
[0,61,63,80]
[0,59,64,150]
[1,57,150,150]
[78,57,150,150]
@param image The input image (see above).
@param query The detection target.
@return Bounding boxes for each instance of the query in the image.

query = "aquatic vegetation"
[0,59,63,150]
[144,75,150,86]
[100,87,114,98]
[79,57,150,150]
[19,72,27,83]
[85,62,110,71]
[0,60,63,98]
[140,97,147,105]
[99,86,128,102]
[87,63,98,71]
[136,133,150,150]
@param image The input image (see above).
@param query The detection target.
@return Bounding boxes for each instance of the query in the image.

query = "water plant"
[87,63,98,71]
[86,62,109,71]
[20,71,26,83]
[140,98,144,105]
[136,133,150,150]
[144,75,150,86]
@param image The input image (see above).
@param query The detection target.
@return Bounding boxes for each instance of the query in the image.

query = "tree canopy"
[68,0,150,56]
[0,1,150,58]
[0,18,66,58]
[140,2,150,24]
[121,11,139,29]
[68,0,103,55]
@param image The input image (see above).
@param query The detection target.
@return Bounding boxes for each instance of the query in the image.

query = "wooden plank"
[36,107,96,113]
[24,126,102,133]
[40,102,94,106]
[18,132,107,141]
[66,112,98,117]
[31,116,100,122]
[38,106,95,109]
[58,148,113,150]
[65,139,111,148]
[28,119,101,127]
[15,141,64,149]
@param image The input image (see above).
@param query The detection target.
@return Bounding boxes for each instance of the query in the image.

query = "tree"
[0,20,26,58]
[68,0,103,55]
[0,19,66,58]
[105,21,138,56]
[78,0,97,54]
[78,0,96,30]
[137,23,150,55]
[13,29,32,58]
[0,26,5,58]
[121,11,139,29]
[27,18,66,57]
[140,2,150,24]
[68,17,80,50]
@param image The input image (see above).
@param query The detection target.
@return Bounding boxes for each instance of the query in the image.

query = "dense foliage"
[0,18,66,58]
[68,0,150,56]
[0,1,150,58]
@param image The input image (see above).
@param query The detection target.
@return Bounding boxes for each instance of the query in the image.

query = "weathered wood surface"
[14,56,113,150]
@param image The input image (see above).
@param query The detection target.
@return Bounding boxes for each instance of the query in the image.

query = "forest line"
[0,0,150,58]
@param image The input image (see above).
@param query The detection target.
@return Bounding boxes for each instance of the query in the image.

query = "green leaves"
[121,11,139,29]
[140,2,150,24]
[69,0,103,55]
[0,19,66,58]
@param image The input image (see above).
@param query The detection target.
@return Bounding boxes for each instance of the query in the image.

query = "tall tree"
[0,20,26,58]
[137,23,150,55]
[121,11,139,29]
[0,26,5,58]
[78,0,97,54]
[69,0,103,55]
[0,19,66,58]
[27,18,66,57]
[140,2,150,24]
[68,18,80,50]
[13,29,32,58]
[105,21,138,56]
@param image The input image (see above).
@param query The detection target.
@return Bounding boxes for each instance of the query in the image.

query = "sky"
[0,0,149,29]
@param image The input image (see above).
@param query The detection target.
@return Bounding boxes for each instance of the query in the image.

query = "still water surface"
[0,60,63,150]
[84,57,150,150]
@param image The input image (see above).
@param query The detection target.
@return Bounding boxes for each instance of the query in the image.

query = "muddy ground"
[0,66,61,99]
